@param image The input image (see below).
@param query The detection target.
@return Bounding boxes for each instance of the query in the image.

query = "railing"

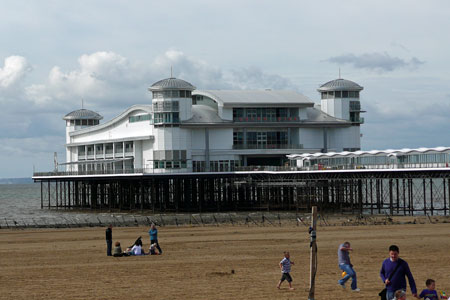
[232,144,304,150]
[233,116,300,122]
[350,117,364,124]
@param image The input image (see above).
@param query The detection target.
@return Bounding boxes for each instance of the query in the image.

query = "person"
[128,238,143,256]
[149,243,159,255]
[105,224,112,256]
[418,279,440,300]
[380,245,417,300]
[394,290,407,300]
[337,241,360,291]
[148,223,162,254]
[113,241,123,257]
[276,251,295,290]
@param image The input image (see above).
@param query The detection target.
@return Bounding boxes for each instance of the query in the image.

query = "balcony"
[232,144,304,150]
[233,116,300,123]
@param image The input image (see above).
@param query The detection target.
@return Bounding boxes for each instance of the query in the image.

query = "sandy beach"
[1,218,449,300]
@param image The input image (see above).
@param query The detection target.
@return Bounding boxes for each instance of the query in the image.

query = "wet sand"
[1,219,449,299]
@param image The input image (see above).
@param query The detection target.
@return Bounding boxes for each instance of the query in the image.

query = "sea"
[0,182,151,228]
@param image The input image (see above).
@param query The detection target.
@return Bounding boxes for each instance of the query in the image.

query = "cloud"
[25,50,297,111]
[0,56,32,89]
[326,52,424,72]
[25,51,148,108]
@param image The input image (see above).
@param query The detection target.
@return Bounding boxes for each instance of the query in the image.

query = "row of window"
[153,112,180,124]
[193,160,241,172]
[66,119,100,127]
[152,101,179,112]
[78,142,133,156]
[153,160,187,169]
[310,153,449,166]
[129,114,151,123]
[153,150,187,160]
[152,90,192,99]
[321,91,360,99]
[233,130,289,145]
[233,108,295,119]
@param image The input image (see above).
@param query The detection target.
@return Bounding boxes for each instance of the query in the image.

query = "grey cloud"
[327,52,424,72]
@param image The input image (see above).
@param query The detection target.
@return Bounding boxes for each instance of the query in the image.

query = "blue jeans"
[386,290,394,300]
[338,264,357,290]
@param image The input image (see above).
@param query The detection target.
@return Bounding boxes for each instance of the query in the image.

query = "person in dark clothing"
[105,224,112,256]
[380,245,417,300]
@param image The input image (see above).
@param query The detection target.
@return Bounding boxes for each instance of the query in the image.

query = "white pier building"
[62,77,364,173]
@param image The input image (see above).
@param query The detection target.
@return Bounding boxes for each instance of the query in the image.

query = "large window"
[154,112,180,124]
[234,130,288,149]
[129,114,151,123]
[232,107,296,122]
[152,90,192,99]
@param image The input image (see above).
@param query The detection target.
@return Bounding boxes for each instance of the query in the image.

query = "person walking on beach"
[105,224,112,256]
[338,241,360,291]
[276,251,295,290]
[148,223,162,254]
[380,245,417,300]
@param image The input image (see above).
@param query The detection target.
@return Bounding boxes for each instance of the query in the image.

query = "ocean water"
[0,183,151,228]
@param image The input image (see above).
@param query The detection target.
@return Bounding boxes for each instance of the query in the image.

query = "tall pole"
[308,206,318,300]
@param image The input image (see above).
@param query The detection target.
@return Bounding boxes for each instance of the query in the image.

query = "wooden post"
[308,206,318,300]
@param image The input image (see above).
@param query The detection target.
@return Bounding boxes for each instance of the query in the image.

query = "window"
[335,91,341,98]
[321,92,327,99]
[342,91,349,98]
[327,91,334,98]
[233,131,243,145]
[129,114,151,123]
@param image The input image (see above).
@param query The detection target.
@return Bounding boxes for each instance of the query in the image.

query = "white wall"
[299,128,324,149]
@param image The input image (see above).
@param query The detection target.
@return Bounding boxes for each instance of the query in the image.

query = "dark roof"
[317,78,363,92]
[149,77,196,91]
[63,109,103,120]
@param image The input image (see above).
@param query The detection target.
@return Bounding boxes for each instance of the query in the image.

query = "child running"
[276,251,295,290]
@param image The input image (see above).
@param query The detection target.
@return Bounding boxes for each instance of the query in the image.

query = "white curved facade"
[63,77,364,173]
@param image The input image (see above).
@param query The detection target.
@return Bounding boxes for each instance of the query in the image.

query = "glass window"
[335,91,341,98]
[82,119,88,126]
[342,91,349,98]
[327,91,334,98]
[321,92,327,99]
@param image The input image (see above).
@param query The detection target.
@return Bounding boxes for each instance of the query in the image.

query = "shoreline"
[2,212,449,230]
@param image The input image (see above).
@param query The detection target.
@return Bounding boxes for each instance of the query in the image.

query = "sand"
[1,219,450,299]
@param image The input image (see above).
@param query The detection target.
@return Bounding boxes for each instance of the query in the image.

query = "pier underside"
[34,169,450,215]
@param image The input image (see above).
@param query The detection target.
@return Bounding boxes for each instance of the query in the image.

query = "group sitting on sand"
[105,223,162,257]
[113,238,161,257]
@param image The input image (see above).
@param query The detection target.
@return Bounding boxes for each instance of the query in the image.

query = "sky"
[1,0,450,178]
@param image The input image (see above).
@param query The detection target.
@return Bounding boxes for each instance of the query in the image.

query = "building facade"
[62,77,364,173]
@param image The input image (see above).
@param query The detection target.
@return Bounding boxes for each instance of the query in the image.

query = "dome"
[317,78,363,92]
[149,77,196,91]
[63,109,103,121]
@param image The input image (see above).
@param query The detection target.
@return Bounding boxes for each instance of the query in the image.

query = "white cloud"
[0,56,31,89]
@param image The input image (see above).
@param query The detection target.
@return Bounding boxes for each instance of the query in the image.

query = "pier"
[33,168,450,216]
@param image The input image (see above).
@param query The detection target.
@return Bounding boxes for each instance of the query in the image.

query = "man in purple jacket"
[380,245,417,300]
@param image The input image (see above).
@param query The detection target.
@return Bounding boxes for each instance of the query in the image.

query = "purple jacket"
[380,258,417,294]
